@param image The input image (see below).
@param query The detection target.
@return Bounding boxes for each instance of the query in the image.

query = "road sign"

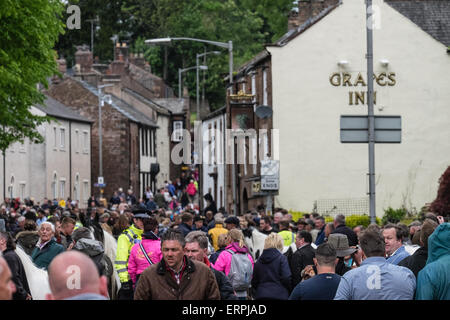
[94,183,106,188]
[261,160,279,191]
[340,115,401,143]
[98,176,104,184]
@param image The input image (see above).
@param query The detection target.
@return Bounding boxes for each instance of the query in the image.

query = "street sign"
[98,176,104,184]
[340,115,401,143]
[94,183,106,188]
[261,160,279,191]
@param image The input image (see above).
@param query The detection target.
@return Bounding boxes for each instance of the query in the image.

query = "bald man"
[46,251,109,300]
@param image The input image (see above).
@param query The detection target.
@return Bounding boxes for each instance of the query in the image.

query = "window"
[83,180,89,203]
[263,69,268,106]
[60,128,65,149]
[60,179,66,199]
[75,130,80,153]
[74,174,80,202]
[172,121,183,142]
[8,176,14,198]
[53,127,57,149]
[19,183,26,200]
[52,173,57,199]
[83,131,89,153]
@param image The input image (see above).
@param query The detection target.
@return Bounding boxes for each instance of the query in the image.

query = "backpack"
[226,249,253,292]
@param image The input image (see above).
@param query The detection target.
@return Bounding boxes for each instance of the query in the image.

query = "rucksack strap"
[226,249,236,255]
[139,242,154,265]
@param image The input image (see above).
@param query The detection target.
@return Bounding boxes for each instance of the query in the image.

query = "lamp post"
[196,51,221,120]
[86,17,99,54]
[97,84,113,199]
[178,65,208,100]
[145,37,233,93]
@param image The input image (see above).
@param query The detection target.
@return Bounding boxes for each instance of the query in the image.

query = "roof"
[150,98,186,115]
[234,50,271,80]
[122,88,171,116]
[36,96,92,124]
[269,0,343,47]
[386,0,450,47]
[74,78,158,128]
[202,106,226,121]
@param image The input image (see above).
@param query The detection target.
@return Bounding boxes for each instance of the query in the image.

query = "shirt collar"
[361,256,386,266]
[388,245,404,258]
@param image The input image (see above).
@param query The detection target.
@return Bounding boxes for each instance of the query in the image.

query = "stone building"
[0,96,92,207]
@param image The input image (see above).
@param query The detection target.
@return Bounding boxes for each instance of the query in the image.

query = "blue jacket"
[416,223,450,300]
[178,223,192,237]
[251,248,292,300]
[386,245,410,265]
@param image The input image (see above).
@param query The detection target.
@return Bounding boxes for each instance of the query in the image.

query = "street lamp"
[178,65,208,100]
[196,51,221,120]
[98,84,113,199]
[145,37,233,93]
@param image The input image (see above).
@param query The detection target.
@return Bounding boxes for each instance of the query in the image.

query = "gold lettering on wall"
[388,72,396,86]
[330,73,341,86]
[354,73,367,87]
[343,73,352,86]
[330,72,394,105]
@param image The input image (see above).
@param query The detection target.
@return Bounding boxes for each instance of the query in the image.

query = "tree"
[429,166,450,217]
[0,0,65,152]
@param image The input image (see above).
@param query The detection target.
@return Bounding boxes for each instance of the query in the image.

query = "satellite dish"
[255,105,273,119]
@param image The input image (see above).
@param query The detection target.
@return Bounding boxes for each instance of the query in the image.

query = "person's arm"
[290,252,303,287]
[415,269,433,300]
[127,246,138,285]
[211,251,228,274]
[333,276,352,300]
[280,255,292,292]
[206,268,221,300]
[133,272,152,300]
[288,283,302,300]
[4,254,28,300]
[115,234,131,283]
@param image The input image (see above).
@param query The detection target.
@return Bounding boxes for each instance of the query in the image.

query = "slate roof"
[150,98,186,115]
[270,0,343,47]
[386,0,450,47]
[36,95,92,124]
[75,78,158,128]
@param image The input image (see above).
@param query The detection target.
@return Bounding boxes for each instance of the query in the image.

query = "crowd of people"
[0,186,449,300]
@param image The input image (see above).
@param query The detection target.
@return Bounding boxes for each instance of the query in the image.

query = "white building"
[0,96,92,207]
[266,0,450,215]
[201,107,227,209]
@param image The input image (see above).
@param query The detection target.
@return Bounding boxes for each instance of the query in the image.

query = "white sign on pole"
[261,160,279,190]
[98,176,104,185]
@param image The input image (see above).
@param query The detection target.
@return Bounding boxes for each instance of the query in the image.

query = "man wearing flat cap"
[224,216,240,231]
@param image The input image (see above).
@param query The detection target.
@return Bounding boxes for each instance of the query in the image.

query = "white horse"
[102,229,121,295]
[15,246,50,300]
[243,228,268,261]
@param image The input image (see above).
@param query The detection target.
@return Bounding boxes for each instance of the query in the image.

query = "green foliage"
[0,0,64,151]
[382,207,407,225]
[55,0,293,109]
[344,215,381,228]
[288,211,309,222]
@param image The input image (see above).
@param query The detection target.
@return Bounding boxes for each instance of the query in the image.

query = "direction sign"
[340,115,401,143]
[261,160,279,191]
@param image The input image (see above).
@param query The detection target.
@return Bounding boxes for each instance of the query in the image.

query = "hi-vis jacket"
[114,224,143,283]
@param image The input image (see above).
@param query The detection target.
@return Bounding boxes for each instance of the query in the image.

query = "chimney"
[289,0,338,31]
[114,42,129,62]
[74,45,93,74]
